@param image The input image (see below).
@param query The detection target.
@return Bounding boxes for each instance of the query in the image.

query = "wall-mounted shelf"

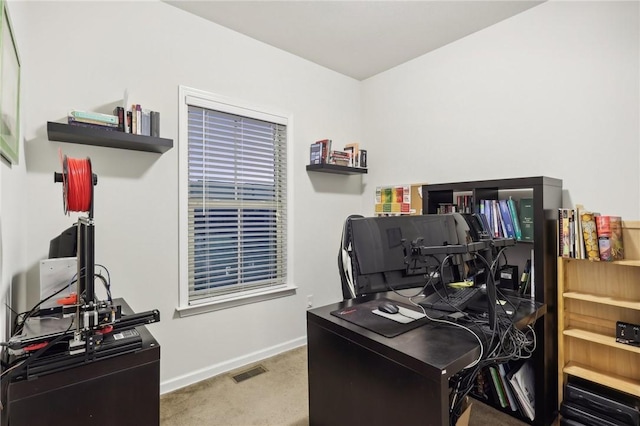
[47,122,173,154]
[306,163,367,175]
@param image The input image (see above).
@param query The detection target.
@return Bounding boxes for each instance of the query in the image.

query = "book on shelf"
[141,109,151,136]
[67,117,119,131]
[309,142,323,165]
[456,195,472,214]
[507,361,535,421]
[315,139,332,163]
[328,150,351,166]
[497,363,519,412]
[580,210,600,261]
[507,197,523,241]
[150,111,160,137]
[498,199,516,239]
[595,215,624,261]
[67,115,119,128]
[559,208,571,258]
[520,198,534,241]
[69,109,118,125]
[574,204,585,259]
[359,149,367,168]
[343,143,359,167]
[135,104,142,135]
[488,366,508,409]
[113,106,125,132]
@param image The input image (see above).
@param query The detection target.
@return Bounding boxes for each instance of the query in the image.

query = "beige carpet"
[161,346,528,426]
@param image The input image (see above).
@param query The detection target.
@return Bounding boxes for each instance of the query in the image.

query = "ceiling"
[165,1,543,81]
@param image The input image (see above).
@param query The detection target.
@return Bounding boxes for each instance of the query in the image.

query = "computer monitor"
[48,225,78,259]
[348,214,461,296]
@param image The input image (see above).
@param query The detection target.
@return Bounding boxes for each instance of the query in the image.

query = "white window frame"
[177,86,295,317]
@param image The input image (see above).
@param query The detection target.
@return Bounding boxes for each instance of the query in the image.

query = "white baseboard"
[160,336,307,395]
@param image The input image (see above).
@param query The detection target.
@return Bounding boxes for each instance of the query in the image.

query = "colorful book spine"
[610,216,624,260]
[489,366,508,408]
[499,199,516,239]
[580,211,600,261]
[507,197,522,241]
[596,215,624,261]
[595,215,613,261]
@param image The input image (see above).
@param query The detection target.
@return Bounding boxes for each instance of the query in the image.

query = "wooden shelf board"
[563,328,640,354]
[563,291,640,310]
[613,259,640,267]
[563,362,640,397]
[306,163,367,175]
[560,257,640,267]
[47,122,173,154]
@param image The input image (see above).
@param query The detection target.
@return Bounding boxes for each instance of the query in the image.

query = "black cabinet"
[47,122,173,154]
[422,176,562,426]
[2,299,160,426]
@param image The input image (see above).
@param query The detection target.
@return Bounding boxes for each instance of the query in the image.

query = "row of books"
[114,105,160,137]
[309,139,367,168]
[479,198,533,242]
[475,360,535,421]
[434,197,534,241]
[434,196,473,214]
[66,107,160,137]
[558,206,624,261]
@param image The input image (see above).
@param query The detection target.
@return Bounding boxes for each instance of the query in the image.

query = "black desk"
[2,298,160,426]
[307,291,545,426]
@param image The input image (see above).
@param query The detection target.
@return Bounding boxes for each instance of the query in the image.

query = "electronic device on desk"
[4,153,160,381]
[341,212,515,329]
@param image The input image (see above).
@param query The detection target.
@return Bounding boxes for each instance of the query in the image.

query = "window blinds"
[187,105,287,303]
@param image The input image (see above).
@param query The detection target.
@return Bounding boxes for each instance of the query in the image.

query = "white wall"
[362,1,640,220]
[0,1,28,343]
[12,1,362,392]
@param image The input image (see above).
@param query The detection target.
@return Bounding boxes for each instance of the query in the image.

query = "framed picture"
[0,0,20,164]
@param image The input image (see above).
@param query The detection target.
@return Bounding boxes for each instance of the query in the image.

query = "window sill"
[176,284,298,317]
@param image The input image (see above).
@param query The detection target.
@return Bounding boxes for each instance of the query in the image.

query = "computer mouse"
[378,302,399,314]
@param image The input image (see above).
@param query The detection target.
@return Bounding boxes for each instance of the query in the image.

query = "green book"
[507,197,522,241]
[520,198,534,242]
[489,366,508,408]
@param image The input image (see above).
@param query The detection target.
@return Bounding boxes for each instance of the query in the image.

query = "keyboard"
[419,287,481,312]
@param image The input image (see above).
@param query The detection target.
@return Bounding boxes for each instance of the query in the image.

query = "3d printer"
[4,154,160,380]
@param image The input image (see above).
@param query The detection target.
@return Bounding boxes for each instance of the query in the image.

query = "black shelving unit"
[47,122,173,154]
[423,176,562,426]
[306,163,367,175]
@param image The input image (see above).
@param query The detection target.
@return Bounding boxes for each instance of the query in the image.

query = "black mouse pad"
[330,298,436,338]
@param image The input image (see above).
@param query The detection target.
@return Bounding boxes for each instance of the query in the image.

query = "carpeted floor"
[160,345,528,426]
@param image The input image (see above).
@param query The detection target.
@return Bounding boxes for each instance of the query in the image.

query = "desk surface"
[307,290,545,381]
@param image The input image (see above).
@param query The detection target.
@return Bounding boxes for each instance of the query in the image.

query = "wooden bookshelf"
[47,122,173,154]
[558,221,640,407]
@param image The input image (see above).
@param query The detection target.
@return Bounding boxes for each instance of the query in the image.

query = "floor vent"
[232,365,267,383]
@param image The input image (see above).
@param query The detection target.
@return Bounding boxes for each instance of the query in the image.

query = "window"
[178,87,292,314]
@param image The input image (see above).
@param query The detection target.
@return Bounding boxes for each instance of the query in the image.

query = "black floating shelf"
[47,122,173,154]
[306,163,367,175]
